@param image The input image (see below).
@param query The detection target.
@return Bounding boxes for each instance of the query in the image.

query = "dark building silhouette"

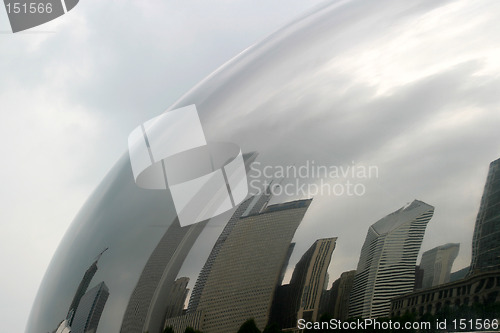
[269,284,293,329]
[450,266,469,282]
[293,238,336,322]
[268,242,296,329]
[67,261,98,324]
[320,270,356,320]
[470,157,500,274]
[391,157,500,318]
[164,277,190,320]
[391,269,500,317]
[71,281,110,333]
[121,151,259,333]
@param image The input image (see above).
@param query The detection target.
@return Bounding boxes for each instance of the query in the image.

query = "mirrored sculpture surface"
[26,1,500,332]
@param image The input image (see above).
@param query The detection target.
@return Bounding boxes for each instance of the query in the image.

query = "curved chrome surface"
[26,0,500,332]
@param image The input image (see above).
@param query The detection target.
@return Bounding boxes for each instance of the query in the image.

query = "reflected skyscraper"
[290,238,336,323]
[121,152,259,333]
[166,198,312,333]
[120,219,207,333]
[270,238,336,329]
[419,243,459,289]
[187,188,272,313]
[67,248,107,325]
[66,260,97,325]
[349,200,434,318]
[71,282,110,333]
[470,157,500,274]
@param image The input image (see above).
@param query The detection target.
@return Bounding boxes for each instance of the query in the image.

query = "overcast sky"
[0,1,327,330]
[5,1,500,331]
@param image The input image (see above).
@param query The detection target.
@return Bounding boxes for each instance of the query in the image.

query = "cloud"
[169,0,500,283]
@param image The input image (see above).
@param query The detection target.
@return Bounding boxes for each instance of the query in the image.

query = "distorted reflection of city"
[52,156,500,333]
[25,1,500,333]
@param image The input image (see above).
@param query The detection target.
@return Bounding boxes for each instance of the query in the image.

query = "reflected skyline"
[71,281,109,333]
[164,198,313,333]
[470,157,500,274]
[271,237,336,329]
[25,1,500,332]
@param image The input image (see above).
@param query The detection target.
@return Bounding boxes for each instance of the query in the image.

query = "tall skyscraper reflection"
[120,219,207,333]
[419,243,459,289]
[67,248,107,325]
[165,198,312,333]
[319,270,356,320]
[470,157,500,274]
[121,152,259,333]
[270,238,336,329]
[349,200,434,318]
[54,248,110,333]
[71,281,110,333]
[291,238,336,323]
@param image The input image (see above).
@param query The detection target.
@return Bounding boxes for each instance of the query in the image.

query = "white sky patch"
[429,107,487,132]
[324,1,500,96]
[0,77,103,330]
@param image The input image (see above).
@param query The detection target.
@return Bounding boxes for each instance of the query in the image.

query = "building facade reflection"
[54,249,110,333]
[120,219,207,333]
[319,270,356,321]
[419,243,460,289]
[187,188,273,314]
[274,237,336,328]
[165,198,312,333]
[71,282,110,333]
[349,200,434,318]
[471,157,500,274]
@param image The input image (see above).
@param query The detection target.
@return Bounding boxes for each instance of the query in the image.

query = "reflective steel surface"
[26,0,500,332]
